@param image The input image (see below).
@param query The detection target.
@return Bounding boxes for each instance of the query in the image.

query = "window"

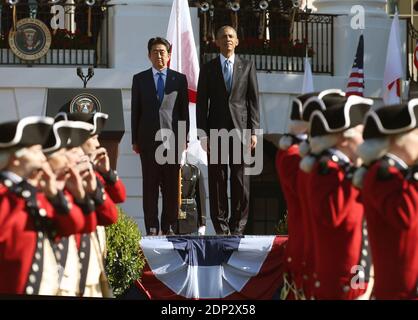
[387,0,418,28]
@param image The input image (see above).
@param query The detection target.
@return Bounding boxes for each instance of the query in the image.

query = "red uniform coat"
[308,156,367,299]
[275,145,305,293]
[96,170,126,204]
[363,160,418,299]
[73,183,118,249]
[298,169,317,298]
[0,183,84,295]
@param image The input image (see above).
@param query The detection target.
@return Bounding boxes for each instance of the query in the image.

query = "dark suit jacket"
[131,68,190,152]
[196,55,260,136]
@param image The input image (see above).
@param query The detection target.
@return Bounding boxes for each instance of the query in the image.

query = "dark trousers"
[140,150,179,235]
[208,137,250,235]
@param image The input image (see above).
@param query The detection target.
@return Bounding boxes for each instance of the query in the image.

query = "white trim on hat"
[308,95,373,135]
[302,89,345,120]
[0,116,54,148]
[318,88,345,99]
[54,112,68,121]
[43,120,94,153]
[302,97,326,115]
[291,97,303,120]
[365,98,418,135]
[91,112,109,135]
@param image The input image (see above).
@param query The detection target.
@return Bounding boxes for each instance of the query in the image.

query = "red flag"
[382,12,403,104]
[166,0,199,103]
[167,0,207,165]
[413,41,418,70]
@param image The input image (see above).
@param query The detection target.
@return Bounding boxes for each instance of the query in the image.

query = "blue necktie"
[157,72,164,104]
[223,60,232,93]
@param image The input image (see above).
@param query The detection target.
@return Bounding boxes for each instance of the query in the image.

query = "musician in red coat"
[275,89,346,299]
[305,95,373,299]
[357,102,418,299]
[57,111,126,204]
[298,89,347,299]
[0,117,82,295]
[55,112,119,297]
[42,119,98,296]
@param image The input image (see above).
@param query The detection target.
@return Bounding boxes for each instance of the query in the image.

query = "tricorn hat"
[43,120,94,154]
[309,95,373,138]
[55,112,108,136]
[290,92,319,121]
[0,116,54,150]
[363,99,418,139]
[301,89,347,121]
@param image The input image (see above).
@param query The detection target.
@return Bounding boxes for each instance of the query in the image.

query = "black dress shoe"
[163,226,176,236]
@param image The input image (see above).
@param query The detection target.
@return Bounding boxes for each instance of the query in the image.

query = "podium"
[45,88,125,169]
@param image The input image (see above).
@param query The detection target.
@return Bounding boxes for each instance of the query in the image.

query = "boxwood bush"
[105,207,145,297]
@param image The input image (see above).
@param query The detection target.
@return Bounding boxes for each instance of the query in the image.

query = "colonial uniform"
[276,92,317,299]
[78,177,117,297]
[306,96,373,299]
[55,111,118,297]
[361,102,418,299]
[276,89,346,299]
[0,117,81,295]
[43,119,95,296]
[298,89,348,299]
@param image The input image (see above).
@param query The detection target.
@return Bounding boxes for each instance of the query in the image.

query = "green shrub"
[105,207,145,297]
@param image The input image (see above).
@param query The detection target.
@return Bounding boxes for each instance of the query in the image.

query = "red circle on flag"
[414,42,418,70]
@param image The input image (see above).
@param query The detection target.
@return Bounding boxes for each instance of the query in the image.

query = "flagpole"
[395,7,402,102]
[399,79,403,102]
[396,7,403,102]
[176,0,181,71]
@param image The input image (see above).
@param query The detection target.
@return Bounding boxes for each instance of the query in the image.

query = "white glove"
[198,225,206,236]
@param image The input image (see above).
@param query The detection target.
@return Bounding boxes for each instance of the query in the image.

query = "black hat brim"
[0,116,54,149]
[54,112,108,136]
[310,96,373,137]
[302,89,346,121]
[43,120,94,153]
[363,100,418,139]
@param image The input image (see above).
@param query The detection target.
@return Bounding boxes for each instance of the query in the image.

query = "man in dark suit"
[131,37,189,236]
[196,26,260,235]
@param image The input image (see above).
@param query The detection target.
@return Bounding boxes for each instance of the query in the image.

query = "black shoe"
[163,226,176,236]
[147,227,158,236]
[217,230,231,236]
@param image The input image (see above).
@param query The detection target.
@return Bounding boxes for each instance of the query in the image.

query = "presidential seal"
[8,18,51,61]
[70,93,102,114]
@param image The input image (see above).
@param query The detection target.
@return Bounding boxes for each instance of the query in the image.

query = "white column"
[314,0,387,17]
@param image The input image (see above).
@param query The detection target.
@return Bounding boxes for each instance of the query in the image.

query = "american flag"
[346,34,364,97]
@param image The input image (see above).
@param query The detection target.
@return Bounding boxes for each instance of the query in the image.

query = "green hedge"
[105,207,145,297]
